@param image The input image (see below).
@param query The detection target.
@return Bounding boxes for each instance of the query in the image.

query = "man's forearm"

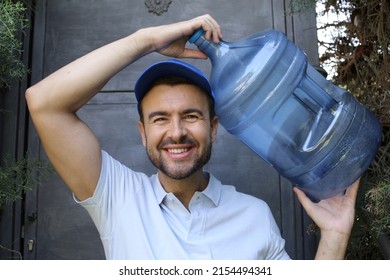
[26,30,152,114]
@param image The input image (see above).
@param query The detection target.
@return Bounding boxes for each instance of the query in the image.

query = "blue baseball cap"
[134,59,213,103]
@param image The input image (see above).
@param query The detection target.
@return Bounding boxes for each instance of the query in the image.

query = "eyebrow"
[147,108,206,121]
[148,111,169,121]
[182,108,206,118]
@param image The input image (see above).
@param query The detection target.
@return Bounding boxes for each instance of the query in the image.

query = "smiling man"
[25,15,359,260]
[137,61,219,208]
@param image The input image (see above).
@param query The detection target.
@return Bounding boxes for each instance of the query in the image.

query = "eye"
[183,114,200,122]
[151,117,169,124]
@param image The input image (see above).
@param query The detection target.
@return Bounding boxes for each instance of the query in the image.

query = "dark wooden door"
[23,0,319,259]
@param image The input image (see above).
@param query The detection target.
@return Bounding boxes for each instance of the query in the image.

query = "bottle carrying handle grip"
[293,66,339,151]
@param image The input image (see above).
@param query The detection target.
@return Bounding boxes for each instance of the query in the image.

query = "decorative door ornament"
[145,0,172,16]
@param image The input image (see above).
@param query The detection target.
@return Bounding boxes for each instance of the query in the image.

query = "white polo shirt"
[76,150,290,260]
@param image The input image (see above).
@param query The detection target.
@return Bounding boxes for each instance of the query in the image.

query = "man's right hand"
[145,14,222,59]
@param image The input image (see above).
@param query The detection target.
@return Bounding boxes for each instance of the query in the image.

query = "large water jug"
[189,29,382,201]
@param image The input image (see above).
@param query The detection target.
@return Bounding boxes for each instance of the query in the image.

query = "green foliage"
[345,211,385,259]
[365,180,390,235]
[0,155,53,209]
[342,174,386,259]
[0,0,29,88]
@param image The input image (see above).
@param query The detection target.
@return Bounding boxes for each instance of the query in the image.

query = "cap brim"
[134,59,213,102]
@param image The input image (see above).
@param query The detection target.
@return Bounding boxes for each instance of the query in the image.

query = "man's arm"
[294,179,360,259]
[25,15,222,201]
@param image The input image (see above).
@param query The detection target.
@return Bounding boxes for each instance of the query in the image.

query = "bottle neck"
[189,30,229,64]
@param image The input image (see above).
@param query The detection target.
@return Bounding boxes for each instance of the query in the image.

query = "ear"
[138,121,147,147]
[211,116,219,143]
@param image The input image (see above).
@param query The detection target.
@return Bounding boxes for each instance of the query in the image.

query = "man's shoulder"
[100,150,154,190]
[210,173,269,209]
[102,150,149,177]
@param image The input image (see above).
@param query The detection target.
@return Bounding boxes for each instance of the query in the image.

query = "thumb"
[293,187,315,212]
[178,49,208,59]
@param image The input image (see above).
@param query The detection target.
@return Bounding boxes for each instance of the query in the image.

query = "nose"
[168,117,187,142]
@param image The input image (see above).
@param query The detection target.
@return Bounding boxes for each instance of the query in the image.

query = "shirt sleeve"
[74,150,146,239]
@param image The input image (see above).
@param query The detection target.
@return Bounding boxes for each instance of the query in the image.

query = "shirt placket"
[187,193,206,240]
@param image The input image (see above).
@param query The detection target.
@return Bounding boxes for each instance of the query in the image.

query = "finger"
[206,18,222,43]
[212,28,222,43]
[198,15,222,43]
[293,187,314,212]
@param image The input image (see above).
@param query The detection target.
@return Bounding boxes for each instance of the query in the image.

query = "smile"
[167,148,190,154]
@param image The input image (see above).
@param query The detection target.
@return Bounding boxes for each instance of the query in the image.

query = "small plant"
[365,180,390,236]
[345,211,385,259]
[0,0,29,88]
[0,155,53,210]
[0,155,53,259]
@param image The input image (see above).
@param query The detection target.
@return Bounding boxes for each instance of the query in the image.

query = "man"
[25,14,359,259]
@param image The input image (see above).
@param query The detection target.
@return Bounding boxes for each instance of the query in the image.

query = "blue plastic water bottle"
[189,29,382,201]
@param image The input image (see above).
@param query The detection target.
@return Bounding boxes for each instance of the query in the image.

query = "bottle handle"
[300,109,336,151]
[293,66,339,151]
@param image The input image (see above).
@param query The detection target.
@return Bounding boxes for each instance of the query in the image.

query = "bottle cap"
[189,29,205,44]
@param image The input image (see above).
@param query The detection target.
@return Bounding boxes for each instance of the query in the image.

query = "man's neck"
[157,170,209,209]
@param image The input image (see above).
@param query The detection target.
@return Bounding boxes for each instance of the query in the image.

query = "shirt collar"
[151,173,222,207]
[201,174,221,206]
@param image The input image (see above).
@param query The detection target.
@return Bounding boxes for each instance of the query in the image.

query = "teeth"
[168,148,189,154]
